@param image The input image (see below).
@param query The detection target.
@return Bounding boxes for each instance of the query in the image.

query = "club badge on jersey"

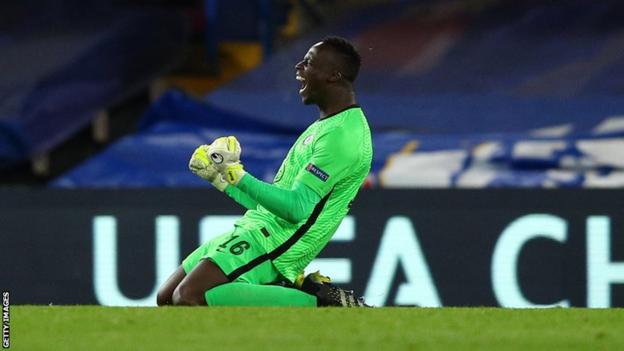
[303,134,315,145]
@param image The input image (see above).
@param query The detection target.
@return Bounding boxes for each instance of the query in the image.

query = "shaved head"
[319,36,361,83]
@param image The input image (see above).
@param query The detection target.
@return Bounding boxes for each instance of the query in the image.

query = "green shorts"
[182,226,281,284]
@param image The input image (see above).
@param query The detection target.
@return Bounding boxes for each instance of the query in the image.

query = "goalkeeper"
[157,36,372,307]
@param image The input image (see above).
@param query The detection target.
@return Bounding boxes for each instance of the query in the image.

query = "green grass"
[10,306,624,351]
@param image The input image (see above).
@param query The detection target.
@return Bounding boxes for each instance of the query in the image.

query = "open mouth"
[296,75,307,94]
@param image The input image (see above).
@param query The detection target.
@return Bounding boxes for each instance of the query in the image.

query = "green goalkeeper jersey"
[234,105,372,282]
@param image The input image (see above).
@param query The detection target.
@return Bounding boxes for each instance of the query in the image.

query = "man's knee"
[156,287,173,306]
[156,266,187,306]
[172,284,206,306]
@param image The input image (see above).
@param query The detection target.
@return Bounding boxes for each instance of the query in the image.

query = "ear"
[327,71,342,83]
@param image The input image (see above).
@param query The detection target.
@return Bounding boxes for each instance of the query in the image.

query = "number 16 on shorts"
[216,234,250,255]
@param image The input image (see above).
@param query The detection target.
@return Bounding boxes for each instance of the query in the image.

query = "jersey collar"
[318,105,360,121]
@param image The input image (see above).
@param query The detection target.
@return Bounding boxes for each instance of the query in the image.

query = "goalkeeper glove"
[188,144,228,192]
[208,136,246,185]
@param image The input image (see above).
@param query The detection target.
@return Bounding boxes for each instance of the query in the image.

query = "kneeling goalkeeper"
[157,36,372,307]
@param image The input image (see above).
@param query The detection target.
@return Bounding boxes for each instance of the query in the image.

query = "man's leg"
[164,227,317,307]
[164,230,236,306]
[205,283,316,307]
[156,266,186,306]
[172,259,229,306]
[167,258,315,307]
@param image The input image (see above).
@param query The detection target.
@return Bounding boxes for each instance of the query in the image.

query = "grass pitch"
[11,306,623,351]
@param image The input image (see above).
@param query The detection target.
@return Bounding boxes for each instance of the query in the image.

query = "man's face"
[295,42,333,105]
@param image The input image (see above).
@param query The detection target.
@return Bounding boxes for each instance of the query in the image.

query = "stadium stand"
[51,0,624,188]
[0,1,188,169]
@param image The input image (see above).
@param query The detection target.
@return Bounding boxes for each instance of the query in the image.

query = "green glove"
[188,144,228,192]
[208,136,247,185]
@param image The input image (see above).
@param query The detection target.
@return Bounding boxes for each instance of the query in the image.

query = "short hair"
[321,36,361,82]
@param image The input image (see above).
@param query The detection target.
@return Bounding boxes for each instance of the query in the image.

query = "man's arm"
[236,174,321,224]
[224,185,259,210]
[208,133,353,223]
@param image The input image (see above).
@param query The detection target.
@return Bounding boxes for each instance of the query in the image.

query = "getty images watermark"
[2,291,9,349]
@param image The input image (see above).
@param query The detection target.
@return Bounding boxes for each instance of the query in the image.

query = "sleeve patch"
[306,163,329,182]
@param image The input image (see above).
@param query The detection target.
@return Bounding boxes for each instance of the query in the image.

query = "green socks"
[205,283,317,307]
